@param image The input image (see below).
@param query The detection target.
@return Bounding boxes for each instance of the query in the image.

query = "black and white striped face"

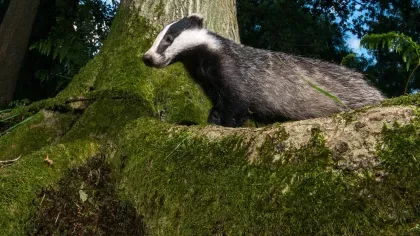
[143,14,220,68]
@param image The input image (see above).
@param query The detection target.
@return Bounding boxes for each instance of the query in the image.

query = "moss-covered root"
[113,117,420,235]
[29,155,145,235]
[0,141,100,235]
[61,98,153,142]
[0,98,153,235]
[0,110,78,161]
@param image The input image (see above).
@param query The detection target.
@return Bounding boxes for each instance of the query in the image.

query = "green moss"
[382,93,420,106]
[0,111,77,161]
[0,97,152,234]
[0,140,101,235]
[107,117,420,235]
[335,110,357,124]
[373,119,420,234]
[61,98,153,143]
[4,109,418,235]
[7,98,66,118]
[57,56,104,99]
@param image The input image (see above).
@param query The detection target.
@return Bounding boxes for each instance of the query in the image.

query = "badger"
[142,14,384,127]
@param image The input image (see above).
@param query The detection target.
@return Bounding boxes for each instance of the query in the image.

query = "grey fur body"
[212,37,383,120]
[143,14,384,127]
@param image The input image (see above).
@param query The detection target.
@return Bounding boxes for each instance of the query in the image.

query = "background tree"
[361,32,420,95]
[0,0,40,107]
[0,0,10,23]
[0,0,117,107]
[17,0,117,103]
[120,0,240,42]
[237,0,353,63]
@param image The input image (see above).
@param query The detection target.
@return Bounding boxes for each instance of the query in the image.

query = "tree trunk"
[54,0,242,125]
[0,0,40,107]
[1,0,420,234]
[122,0,240,42]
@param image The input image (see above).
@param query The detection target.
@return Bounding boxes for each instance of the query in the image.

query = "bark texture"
[0,0,40,107]
[123,0,240,42]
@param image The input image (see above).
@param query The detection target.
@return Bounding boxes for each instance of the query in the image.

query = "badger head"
[143,14,220,68]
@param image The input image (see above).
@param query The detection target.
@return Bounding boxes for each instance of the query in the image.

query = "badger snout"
[142,54,154,67]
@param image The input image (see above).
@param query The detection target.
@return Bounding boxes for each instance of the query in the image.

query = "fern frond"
[361,32,420,94]
[361,32,420,68]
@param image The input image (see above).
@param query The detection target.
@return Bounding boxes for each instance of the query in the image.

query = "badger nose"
[142,54,153,66]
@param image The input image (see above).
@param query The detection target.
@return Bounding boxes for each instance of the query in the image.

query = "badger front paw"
[207,107,221,125]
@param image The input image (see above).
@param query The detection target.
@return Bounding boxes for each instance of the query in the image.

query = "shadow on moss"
[28,154,145,235]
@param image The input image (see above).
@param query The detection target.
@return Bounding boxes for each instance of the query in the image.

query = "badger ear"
[188,13,204,28]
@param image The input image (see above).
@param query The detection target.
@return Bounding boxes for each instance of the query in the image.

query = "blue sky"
[344,4,370,57]
[105,0,118,5]
[347,34,366,55]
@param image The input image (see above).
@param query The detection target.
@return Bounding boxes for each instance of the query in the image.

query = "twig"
[55,74,73,80]
[0,155,22,164]
[64,95,144,104]
[0,163,13,169]
[55,212,61,224]
[39,194,46,206]
[65,96,95,103]
[164,135,190,160]
[404,63,420,94]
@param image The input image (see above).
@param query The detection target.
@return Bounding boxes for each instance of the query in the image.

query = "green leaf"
[79,190,88,203]
[300,77,348,108]
[275,54,348,108]
[361,32,420,72]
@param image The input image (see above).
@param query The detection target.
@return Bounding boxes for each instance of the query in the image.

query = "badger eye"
[165,35,174,43]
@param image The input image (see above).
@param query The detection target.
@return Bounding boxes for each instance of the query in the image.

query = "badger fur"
[143,14,384,127]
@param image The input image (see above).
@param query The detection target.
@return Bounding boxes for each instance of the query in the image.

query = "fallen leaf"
[44,155,53,165]
[79,190,88,203]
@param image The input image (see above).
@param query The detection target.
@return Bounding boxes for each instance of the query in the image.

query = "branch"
[0,155,22,168]
[176,106,415,172]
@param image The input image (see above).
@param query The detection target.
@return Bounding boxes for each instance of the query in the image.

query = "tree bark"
[0,0,40,107]
[122,0,240,42]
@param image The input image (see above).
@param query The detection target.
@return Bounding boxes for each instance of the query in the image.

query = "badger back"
[280,54,385,109]
[213,43,385,120]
